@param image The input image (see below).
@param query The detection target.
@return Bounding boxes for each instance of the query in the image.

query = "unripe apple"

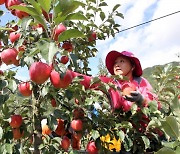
[61,136,70,151]
[9,31,21,43]
[50,70,72,88]
[70,119,83,131]
[60,55,69,64]
[1,48,18,65]
[86,141,98,154]
[88,31,97,42]
[18,82,32,97]
[29,62,52,84]
[14,3,29,19]
[62,42,73,52]
[53,24,66,41]
[0,0,5,5]
[122,82,136,96]
[10,114,23,128]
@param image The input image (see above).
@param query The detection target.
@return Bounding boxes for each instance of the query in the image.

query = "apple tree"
[0,0,177,153]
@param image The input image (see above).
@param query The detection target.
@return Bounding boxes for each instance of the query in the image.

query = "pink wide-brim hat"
[105,50,142,76]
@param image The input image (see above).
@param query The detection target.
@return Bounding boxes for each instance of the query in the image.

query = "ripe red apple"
[1,48,18,65]
[29,62,52,84]
[50,70,72,88]
[9,31,21,43]
[53,24,66,41]
[51,98,57,107]
[62,42,73,52]
[0,0,5,5]
[86,141,98,154]
[122,82,136,96]
[14,3,29,19]
[73,108,84,119]
[61,136,70,151]
[10,114,23,128]
[70,119,83,131]
[42,9,52,21]
[88,31,97,42]
[60,55,69,64]
[122,100,133,112]
[18,82,32,97]
[5,0,22,10]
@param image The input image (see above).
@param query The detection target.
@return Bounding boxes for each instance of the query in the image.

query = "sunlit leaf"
[100,12,105,21]
[162,116,180,139]
[155,147,176,154]
[58,29,85,42]
[113,4,121,12]
[65,12,87,21]
[37,0,51,12]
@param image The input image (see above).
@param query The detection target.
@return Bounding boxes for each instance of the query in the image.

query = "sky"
[89,0,180,75]
[0,0,180,80]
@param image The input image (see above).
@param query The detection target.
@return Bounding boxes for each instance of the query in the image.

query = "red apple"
[14,3,29,19]
[86,141,98,154]
[10,114,23,128]
[70,119,83,131]
[88,31,97,42]
[1,48,18,65]
[73,108,84,119]
[51,98,57,107]
[62,42,73,52]
[0,0,5,5]
[0,70,3,75]
[60,56,69,64]
[9,31,21,43]
[61,136,70,151]
[42,9,52,21]
[53,24,66,41]
[55,119,66,137]
[5,0,22,10]
[122,82,136,96]
[29,62,52,84]
[50,70,72,88]
[18,82,32,97]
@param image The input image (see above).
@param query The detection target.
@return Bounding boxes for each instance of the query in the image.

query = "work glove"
[124,91,144,106]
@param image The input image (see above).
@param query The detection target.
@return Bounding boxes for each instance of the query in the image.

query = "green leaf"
[48,42,59,64]
[21,17,33,31]
[162,116,180,139]
[7,80,17,93]
[141,136,150,149]
[113,4,121,12]
[0,127,3,140]
[175,146,180,154]
[116,13,124,19]
[65,12,88,21]
[99,2,108,7]
[100,12,105,21]
[91,130,100,140]
[47,115,58,131]
[26,0,42,14]
[36,40,49,62]
[0,10,3,16]
[0,80,7,90]
[155,147,176,154]
[0,94,9,105]
[58,29,85,42]
[37,0,51,12]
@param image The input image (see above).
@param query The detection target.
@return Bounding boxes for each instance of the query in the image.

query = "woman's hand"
[124,91,144,105]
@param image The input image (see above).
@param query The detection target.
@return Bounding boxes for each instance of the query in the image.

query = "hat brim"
[105,50,142,76]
